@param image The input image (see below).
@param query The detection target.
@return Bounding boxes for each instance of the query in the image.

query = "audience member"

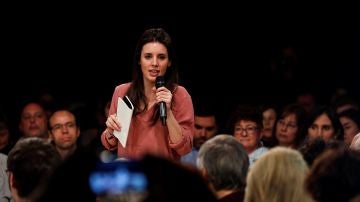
[181,101,218,166]
[0,119,14,155]
[299,137,344,166]
[49,109,80,160]
[227,105,268,167]
[18,102,49,140]
[38,145,98,202]
[259,104,277,147]
[306,148,360,202]
[245,147,314,202]
[7,137,61,201]
[274,103,308,149]
[306,105,343,142]
[338,109,360,147]
[197,134,249,202]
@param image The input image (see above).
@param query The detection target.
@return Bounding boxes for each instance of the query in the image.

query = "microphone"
[155,76,167,125]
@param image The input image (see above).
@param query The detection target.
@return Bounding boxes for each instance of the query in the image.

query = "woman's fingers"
[106,114,121,131]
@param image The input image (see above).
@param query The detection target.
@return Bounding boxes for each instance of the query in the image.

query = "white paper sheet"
[113,96,134,147]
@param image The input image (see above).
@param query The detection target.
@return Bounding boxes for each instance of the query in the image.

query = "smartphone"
[89,160,148,202]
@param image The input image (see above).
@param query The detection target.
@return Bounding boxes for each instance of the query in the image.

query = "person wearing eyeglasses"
[228,105,268,167]
[274,103,308,149]
[49,109,80,160]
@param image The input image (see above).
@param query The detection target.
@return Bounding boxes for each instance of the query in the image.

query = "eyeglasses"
[277,120,297,129]
[51,122,76,132]
[235,126,258,135]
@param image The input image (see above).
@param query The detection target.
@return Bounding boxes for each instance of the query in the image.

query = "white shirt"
[350,132,360,151]
[249,146,269,167]
[0,153,12,202]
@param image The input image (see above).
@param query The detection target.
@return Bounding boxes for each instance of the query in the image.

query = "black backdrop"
[2,7,359,131]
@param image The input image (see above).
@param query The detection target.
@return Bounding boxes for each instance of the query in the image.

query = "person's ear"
[199,168,209,180]
[49,130,55,141]
[76,126,80,137]
[9,172,15,188]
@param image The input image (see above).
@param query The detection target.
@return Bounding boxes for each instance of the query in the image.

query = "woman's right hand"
[106,114,121,134]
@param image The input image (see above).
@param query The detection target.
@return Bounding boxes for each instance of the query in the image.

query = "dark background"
[1,6,359,130]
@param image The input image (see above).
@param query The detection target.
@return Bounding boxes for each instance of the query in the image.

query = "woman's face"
[234,120,262,153]
[275,113,298,147]
[340,116,360,146]
[308,113,335,141]
[262,108,277,138]
[140,42,171,83]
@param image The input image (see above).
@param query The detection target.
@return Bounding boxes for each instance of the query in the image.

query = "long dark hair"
[127,28,179,124]
[306,106,344,141]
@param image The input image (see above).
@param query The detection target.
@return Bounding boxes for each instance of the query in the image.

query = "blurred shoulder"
[173,85,191,97]
[114,82,131,91]
[0,153,7,164]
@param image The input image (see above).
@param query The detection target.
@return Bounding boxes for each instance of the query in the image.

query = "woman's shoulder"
[112,82,132,97]
[173,85,189,94]
[115,82,131,90]
[173,85,192,100]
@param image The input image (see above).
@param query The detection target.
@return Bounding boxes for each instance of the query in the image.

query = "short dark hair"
[7,137,61,199]
[227,105,263,134]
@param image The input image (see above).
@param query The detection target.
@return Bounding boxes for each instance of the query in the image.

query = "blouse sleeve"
[168,86,194,156]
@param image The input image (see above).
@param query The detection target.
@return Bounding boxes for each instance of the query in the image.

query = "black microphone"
[155,76,167,125]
